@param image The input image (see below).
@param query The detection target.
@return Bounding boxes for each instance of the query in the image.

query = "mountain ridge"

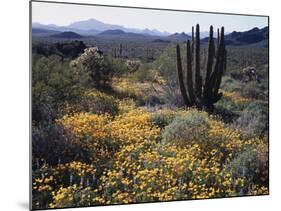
[32,18,170,36]
[50,31,84,39]
[32,19,268,46]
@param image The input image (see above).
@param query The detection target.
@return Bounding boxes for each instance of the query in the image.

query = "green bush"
[153,45,177,83]
[107,56,128,76]
[241,81,268,100]
[162,110,209,145]
[232,101,268,138]
[213,106,240,124]
[215,96,249,113]
[258,64,269,80]
[32,55,85,123]
[32,40,86,59]
[129,63,156,83]
[151,110,177,129]
[80,90,119,116]
[32,122,90,166]
[227,144,268,194]
[220,76,243,93]
[159,81,185,107]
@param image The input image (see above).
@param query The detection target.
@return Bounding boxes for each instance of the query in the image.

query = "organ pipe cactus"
[176,24,227,111]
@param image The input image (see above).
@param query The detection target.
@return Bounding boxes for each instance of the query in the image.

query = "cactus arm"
[213,27,225,96]
[120,44,122,57]
[194,24,202,99]
[176,44,190,106]
[186,40,196,105]
[208,27,224,95]
[191,26,194,57]
[203,25,215,98]
[217,28,220,50]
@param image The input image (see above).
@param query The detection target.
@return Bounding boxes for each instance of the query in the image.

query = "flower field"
[32,94,268,209]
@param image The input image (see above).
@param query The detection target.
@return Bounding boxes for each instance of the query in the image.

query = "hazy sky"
[32,1,268,33]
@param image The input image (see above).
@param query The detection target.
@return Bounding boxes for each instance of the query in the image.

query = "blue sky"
[32,1,268,33]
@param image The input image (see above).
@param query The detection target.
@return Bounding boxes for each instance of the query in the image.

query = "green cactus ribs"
[176,24,227,111]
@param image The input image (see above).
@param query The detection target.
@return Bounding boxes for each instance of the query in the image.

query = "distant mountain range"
[97,29,148,39]
[32,18,170,36]
[32,19,268,46]
[224,26,268,46]
[200,26,268,46]
[166,27,268,46]
[32,28,60,37]
[167,32,191,41]
[50,31,83,39]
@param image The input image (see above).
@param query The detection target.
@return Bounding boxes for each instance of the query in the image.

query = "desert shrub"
[226,46,268,76]
[112,77,162,106]
[215,97,243,112]
[229,67,259,82]
[55,41,86,59]
[153,45,177,83]
[117,98,137,114]
[32,122,91,167]
[162,110,209,145]
[215,91,250,113]
[258,64,269,80]
[160,80,185,107]
[32,42,58,58]
[70,47,114,89]
[80,90,119,116]
[227,143,268,194]
[220,76,243,93]
[229,69,244,81]
[32,40,86,59]
[112,78,145,105]
[232,101,268,138]
[106,56,127,76]
[112,78,137,98]
[151,110,178,129]
[145,95,162,107]
[241,81,268,100]
[56,113,118,165]
[222,70,268,101]
[153,45,191,107]
[213,106,240,124]
[151,109,189,129]
[129,65,156,83]
[32,55,85,123]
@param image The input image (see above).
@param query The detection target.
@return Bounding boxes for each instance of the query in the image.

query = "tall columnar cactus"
[175,24,227,111]
[119,43,123,57]
[176,44,190,107]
